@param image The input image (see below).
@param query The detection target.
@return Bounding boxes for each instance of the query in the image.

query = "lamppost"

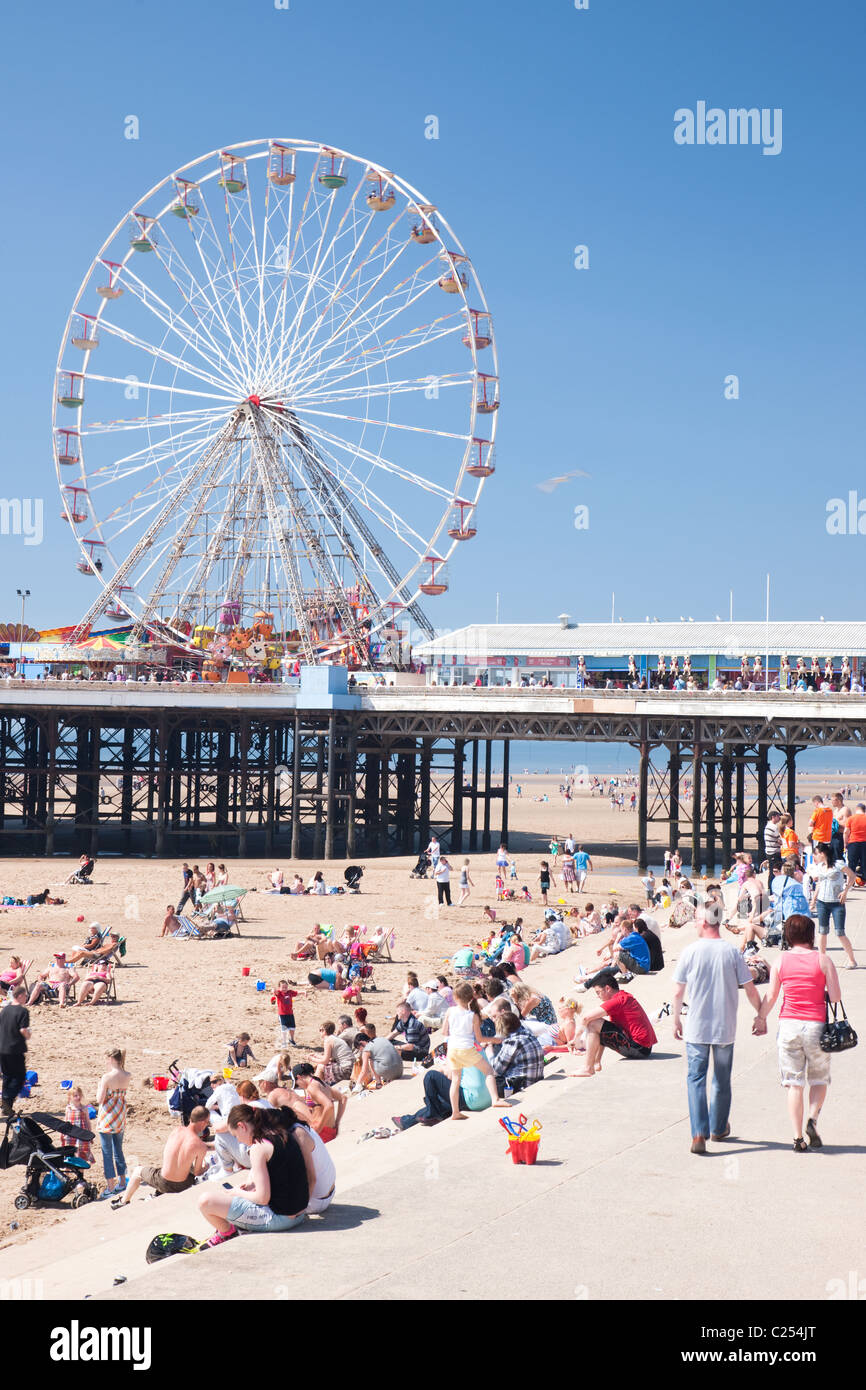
[15,589,30,667]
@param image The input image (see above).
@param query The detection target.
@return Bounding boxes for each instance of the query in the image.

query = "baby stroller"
[69,858,95,885]
[409,851,430,880]
[0,1111,98,1210]
[344,865,364,894]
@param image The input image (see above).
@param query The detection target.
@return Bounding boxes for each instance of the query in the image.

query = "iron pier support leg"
[469,740,479,853]
[238,718,250,859]
[668,743,681,858]
[637,730,649,873]
[482,740,493,852]
[721,745,733,870]
[452,739,464,855]
[704,750,716,875]
[691,740,703,876]
[324,716,336,860]
[45,714,57,858]
[756,743,769,864]
[155,715,168,857]
[313,733,325,861]
[418,738,432,855]
[501,738,510,844]
[291,715,302,860]
[346,727,358,860]
[735,744,745,853]
[786,746,797,820]
[378,746,390,856]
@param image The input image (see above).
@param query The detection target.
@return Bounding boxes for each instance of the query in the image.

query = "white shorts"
[777,1019,831,1089]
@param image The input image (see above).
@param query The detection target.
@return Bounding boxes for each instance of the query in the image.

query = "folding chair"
[172,917,201,940]
[367,931,394,963]
[104,972,118,1004]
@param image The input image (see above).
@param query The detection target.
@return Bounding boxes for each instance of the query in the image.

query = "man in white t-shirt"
[672,907,766,1154]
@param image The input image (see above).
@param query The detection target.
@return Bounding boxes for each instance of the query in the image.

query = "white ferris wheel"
[53,138,500,665]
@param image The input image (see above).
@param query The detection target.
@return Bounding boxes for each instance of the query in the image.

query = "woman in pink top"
[756,914,841,1152]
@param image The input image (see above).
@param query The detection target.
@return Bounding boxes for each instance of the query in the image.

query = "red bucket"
[152,1076,170,1091]
[241,967,250,977]
[520,1140,540,1166]
[507,1140,522,1164]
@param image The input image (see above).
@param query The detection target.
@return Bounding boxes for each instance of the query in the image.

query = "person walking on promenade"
[805,845,857,969]
[671,905,766,1154]
[755,913,842,1151]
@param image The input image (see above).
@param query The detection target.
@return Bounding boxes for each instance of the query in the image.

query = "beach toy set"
[500,1114,542,1165]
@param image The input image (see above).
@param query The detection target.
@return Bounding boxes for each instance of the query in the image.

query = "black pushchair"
[344,865,364,893]
[0,1111,99,1210]
[70,858,95,885]
[409,851,430,880]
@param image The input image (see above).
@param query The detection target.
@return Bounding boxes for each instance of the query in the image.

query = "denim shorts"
[226,1195,306,1232]
[815,900,846,936]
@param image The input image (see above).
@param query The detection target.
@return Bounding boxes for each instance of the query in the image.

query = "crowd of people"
[0,780,860,1252]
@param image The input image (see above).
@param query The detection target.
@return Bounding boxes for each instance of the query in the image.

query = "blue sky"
[1,0,864,633]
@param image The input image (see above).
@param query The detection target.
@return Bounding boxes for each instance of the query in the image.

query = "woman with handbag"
[755,913,842,1152]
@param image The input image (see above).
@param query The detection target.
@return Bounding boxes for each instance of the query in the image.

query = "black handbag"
[819,994,858,1053]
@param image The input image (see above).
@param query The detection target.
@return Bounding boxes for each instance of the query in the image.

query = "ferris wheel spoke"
[85,421,230,496]
[283,242,443,389]
[117,245,247,391]
[180,186,259,383]
[297,416,456,502]
[92,317,239,396]
[299,405,470,445]
[277,199,412,389]
[278,176,360,387]
[291,421,434,554]
[288,282,459,397]
[83,374,234,405]
[197,182,259,382]
[293,371,474,408]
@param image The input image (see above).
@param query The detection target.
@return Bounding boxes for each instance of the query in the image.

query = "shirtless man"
[831,792,850,865]
[28,953,79,1008]
[112,1107,212,1208]
[161,905,181,937]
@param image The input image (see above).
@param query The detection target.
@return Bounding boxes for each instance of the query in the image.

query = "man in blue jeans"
[672,906,766,1154]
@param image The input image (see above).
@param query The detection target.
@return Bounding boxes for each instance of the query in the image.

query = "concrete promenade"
[4,905,864,1303]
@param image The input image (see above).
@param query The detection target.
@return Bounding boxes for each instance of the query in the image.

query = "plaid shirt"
[393,1015,430,1053]
[491,1025,545,1087]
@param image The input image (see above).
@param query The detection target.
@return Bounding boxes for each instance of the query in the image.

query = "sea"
[495,741,866,781]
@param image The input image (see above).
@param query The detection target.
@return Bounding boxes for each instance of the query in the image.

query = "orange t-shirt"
[809,807,833,843]
[782,827,800,855]
[847,812,866,844]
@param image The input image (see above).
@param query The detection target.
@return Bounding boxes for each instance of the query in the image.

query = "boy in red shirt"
[570,970,657,1076]
[271,978,299,1044]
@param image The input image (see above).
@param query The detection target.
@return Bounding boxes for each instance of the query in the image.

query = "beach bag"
[820,996,857,1053]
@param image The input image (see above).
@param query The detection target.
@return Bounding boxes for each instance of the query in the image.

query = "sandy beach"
[0,768,861,1252]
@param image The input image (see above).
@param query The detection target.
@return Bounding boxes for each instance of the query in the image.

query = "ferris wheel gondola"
[52,138,499,660]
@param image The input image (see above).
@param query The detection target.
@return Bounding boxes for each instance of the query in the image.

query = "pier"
[1,680,864,864]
